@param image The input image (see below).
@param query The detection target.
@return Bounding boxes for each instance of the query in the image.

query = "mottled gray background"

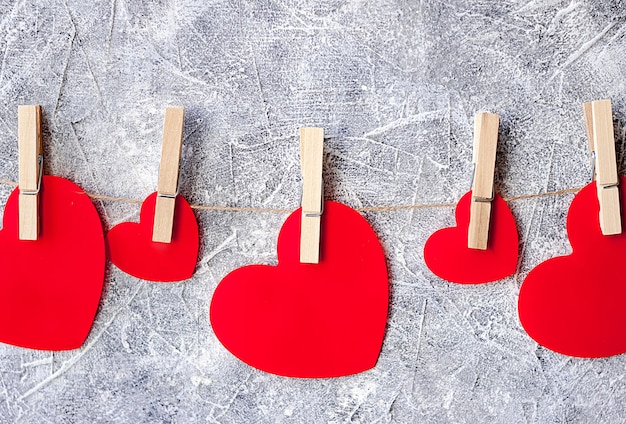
[0,0,624,422]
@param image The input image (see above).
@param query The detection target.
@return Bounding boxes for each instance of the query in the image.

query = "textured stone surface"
[0,0,625,422]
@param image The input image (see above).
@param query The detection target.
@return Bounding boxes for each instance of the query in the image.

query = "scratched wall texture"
[0,0,625,422]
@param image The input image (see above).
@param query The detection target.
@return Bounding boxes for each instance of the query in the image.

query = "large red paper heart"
[424,191,519,283]
[210,201,388,378]
[0,176,104,350]
[519,177,626,357]
[106,193,199,282]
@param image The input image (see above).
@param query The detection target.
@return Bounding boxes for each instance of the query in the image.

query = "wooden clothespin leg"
[153,107,184,243]
[18,105,42,241]
[468,112,499,250]
[584,99,621,235]
[299,127,324,264]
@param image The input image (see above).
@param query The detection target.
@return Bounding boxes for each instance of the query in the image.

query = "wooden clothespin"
[583,99,621,235]
[299,127,324,264]
[468,112,500,250]
[152,106,184,243]
[18,105,42,241]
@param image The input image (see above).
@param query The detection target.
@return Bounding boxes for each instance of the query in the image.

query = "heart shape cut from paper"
[106,192,199,282]
[210,201,388,378]
[424,191,519,284]
[519,177,626,358]
[0,176,105,350]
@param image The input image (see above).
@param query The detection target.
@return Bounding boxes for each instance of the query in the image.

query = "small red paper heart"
[106,193,199,282]
[0,176,105,350]
[210,201,388,378]
[424,191,519,284]
[519,177,626,357]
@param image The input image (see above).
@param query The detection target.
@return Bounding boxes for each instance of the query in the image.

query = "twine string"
[0,179,584,213]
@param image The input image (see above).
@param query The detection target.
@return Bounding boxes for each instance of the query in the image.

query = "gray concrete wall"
[0,0,624,422]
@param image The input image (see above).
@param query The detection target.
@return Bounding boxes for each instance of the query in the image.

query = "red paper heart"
[424,191,519,283]
[210,201,388,378]
[0,176,104,350]
[519,177,626,357]
[106,192,199,282]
